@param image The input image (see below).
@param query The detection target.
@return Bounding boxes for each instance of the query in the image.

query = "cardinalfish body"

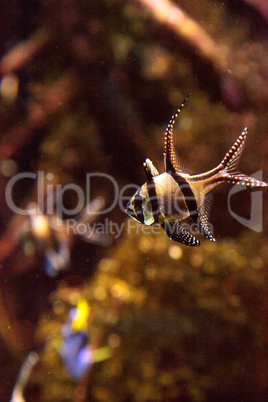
[126,97,267,246]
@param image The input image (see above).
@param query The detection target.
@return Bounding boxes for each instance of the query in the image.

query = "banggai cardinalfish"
[125,97,267,246]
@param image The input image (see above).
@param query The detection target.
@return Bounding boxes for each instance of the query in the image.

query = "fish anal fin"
[197,194,216,242]
[144,158,159,181]
[161,220,200,247]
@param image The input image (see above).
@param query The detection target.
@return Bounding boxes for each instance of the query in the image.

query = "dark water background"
[0,1,268,401]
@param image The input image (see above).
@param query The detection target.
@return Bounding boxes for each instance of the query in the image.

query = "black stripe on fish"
[171,172,198,219]
[133,194,145,224]
[171,172,215,242]
[146,178,160,223]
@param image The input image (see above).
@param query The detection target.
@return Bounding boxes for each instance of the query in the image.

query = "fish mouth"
[125,209,141,224]
[125,205,135,217]
[125,202,140,221]
[125,200,133,215]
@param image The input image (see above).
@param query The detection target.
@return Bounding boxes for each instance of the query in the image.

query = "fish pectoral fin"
[143,158,159,180]
[161,220,200,246]
[197,195,216,242]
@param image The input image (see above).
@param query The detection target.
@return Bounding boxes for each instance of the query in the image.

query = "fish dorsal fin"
[161,220,200,246]
[164,96,190,173]
[197,194,216,242]
[220,128,247,173]
[143,158,159,181]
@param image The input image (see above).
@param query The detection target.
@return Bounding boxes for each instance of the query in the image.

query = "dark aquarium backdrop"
[0,1,268,401]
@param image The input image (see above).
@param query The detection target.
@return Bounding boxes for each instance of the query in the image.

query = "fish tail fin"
[219,127,268,188]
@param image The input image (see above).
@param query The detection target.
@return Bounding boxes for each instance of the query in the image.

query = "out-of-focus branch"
[0,288,25,355]
[0,28,52,78]
[0,215,24,262]
[135,0,229,71]
[243,0,268,22]
[0,72,74,161]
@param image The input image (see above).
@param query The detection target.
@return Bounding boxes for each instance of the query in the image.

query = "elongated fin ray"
[161,220,200,246]
[197,194,216,242]
[164,96,190,173]
[222,172,268,187]
[220,127,247,173]
[144,158,159,181]
[220,127,268,187]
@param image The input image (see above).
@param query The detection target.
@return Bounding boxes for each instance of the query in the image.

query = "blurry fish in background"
[42,242,70,278]
[60,298,111,380]
[21,202,71,277]
[0,73,19,105]
[126,96,267,246]
[20,196,111,277]
[10,351,39,402]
